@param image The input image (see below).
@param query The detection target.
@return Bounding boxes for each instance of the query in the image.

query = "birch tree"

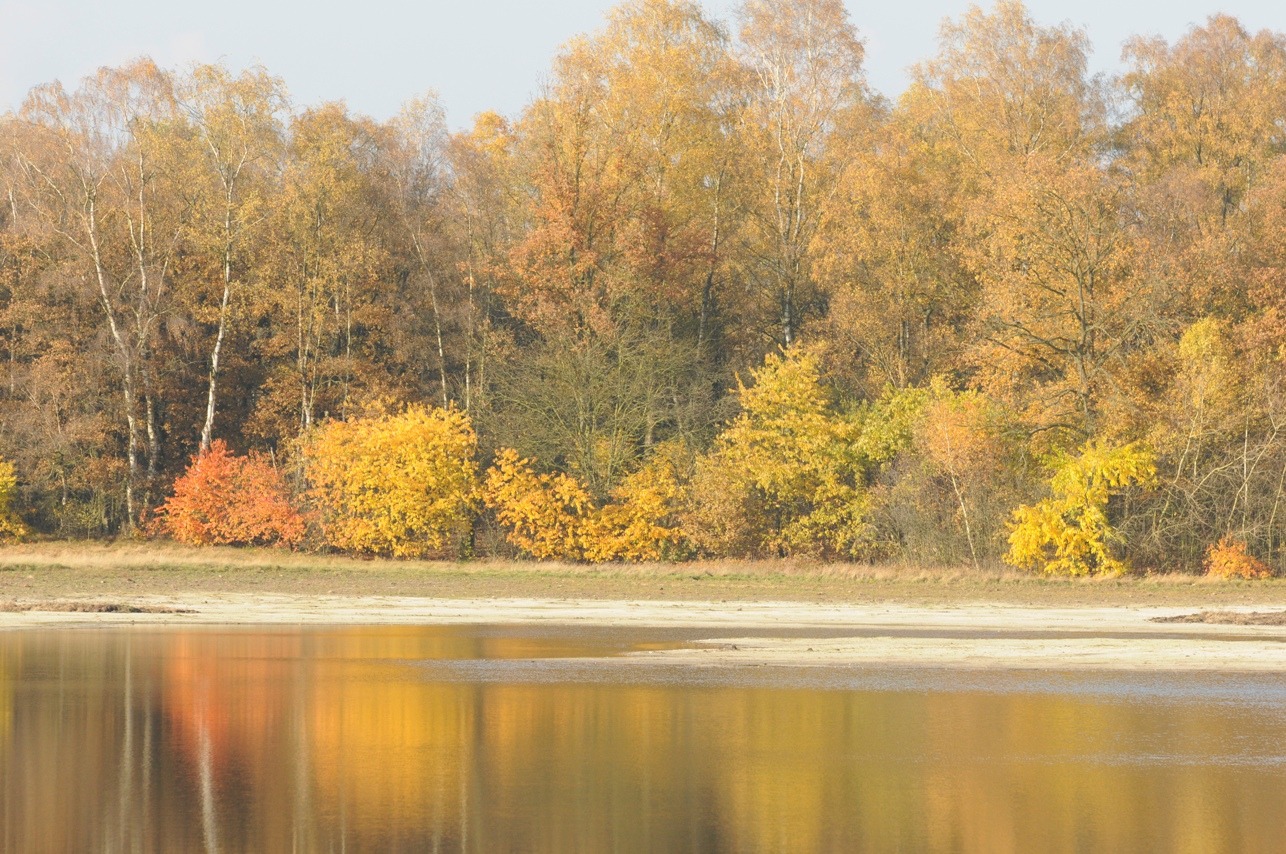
[12,60,183,526]
[178,64,286,452]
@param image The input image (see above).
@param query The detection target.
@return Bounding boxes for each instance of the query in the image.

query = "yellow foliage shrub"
[683,455,763,558]
[302,406,478,557]
[589,441,691,562]
[0,458,28,542]
[1006,440,1156,576]
[1204,536,1273,580]
[484,442,691,562]
[482,448,595,560]
[685,347,871,558]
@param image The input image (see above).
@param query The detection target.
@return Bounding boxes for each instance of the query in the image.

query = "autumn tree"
[246,105,388,441]
[156,440,304,547]
[899,3,1139,436]
[580,0,743,358]
[443,112,519,414]
[0,122,118,534]
[1121,16,1286,227]
[964,162,1148,433]
[482,448,597,560]
[590,440,692,561]
[1120,16,1286,321]
[906,0,1103,177]
[734,0,873,347]
[0,456,27,541]
[490,0,736,492]
[504,0,733,334]
[381,95,460,408]
[176,64,287,453]
[302,406,478,558]
[10,60,187,526]
[813,114,972,397]
[1007,440,1156,576]
[685,347,871,558]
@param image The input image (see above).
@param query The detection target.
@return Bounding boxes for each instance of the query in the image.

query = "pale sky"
[2,1,1284,128]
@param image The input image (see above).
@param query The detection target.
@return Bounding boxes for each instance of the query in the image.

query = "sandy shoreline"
[3,594,1286,672]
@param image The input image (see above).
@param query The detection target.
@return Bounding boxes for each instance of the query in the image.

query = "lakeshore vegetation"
[2,1,1286,576]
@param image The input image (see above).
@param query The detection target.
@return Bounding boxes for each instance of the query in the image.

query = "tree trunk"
[200,214,235,453]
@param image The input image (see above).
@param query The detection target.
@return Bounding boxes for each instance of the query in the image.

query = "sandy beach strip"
[2,595,1285,672]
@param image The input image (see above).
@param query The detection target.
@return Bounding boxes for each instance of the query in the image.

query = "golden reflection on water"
[0,626,1283,853]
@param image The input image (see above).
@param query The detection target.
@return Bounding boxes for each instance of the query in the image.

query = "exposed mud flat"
[0,600,193,614]
[1152,610,1286,626]
[2,595,1284,672]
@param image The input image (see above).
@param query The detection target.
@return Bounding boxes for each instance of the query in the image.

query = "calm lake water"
[1,625,1283,853]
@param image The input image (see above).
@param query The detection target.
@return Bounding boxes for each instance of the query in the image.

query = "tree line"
[2,0,1286,573]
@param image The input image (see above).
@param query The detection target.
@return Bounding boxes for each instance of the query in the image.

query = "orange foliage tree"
[1204,536,1273,580]
[156,440,305,547]
[913,383,1017,568]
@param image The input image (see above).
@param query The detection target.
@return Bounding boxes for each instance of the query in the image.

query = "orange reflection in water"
[163,632,300,777]
[0,626,1284,853]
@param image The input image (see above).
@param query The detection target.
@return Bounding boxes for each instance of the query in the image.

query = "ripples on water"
[0,625,1283,852]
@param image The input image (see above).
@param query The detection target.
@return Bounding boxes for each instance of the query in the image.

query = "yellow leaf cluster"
[0,458,28,542]
[686,348,871,558]
[482,449,596,561]
[1006,441,1156,576]
[1171,317,1244,435]
[302,406,478,558]
[591,442,691,562]
[483,443,690,562]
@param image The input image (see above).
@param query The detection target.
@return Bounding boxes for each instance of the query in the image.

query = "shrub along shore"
[0,352,1279,581]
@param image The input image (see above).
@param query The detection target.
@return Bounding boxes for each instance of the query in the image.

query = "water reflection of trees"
[0,629,1282,852]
